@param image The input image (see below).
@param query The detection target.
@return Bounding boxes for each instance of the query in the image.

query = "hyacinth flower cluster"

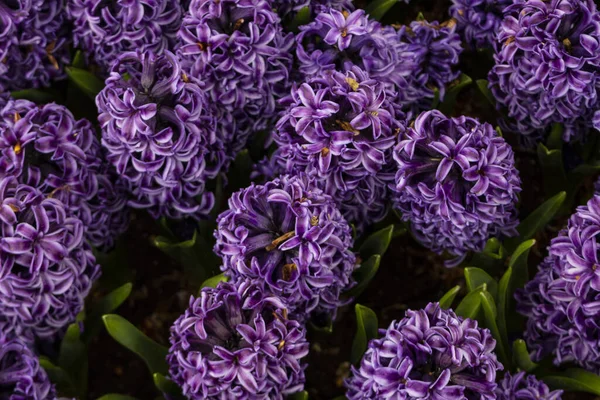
[392,110,521,265]
[0,95,130,251]
[449,0,512,49]
[395,18,463,111]
[167,280,309,400]
[496,372,563,400]
[0,0,70,91]
[97,50,224,219]
[177,0,294,149]
[0,323,55,399]
[517,194,600,373]
[346,302,502,399]
[274,67,403,230]
[0,176,100,338]
[214,173,356,321]
[488,0,600,141]
[67,0,184,73]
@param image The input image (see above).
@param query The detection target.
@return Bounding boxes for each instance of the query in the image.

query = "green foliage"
[96,396,139,400]
[288,7,310,31]
[464,267,497,299]
[287,391,309,400]
[470,237,506,274]
[475,79,496,107]
[512,340,538,373]
[479,291,510,368]
[153,373,184,399]
[365,0,398,20]
[542,369,600,395]
[66,67,104,99]
[102,314,169,375]
[58,324,88,398]
[39,358,76,397]
[10,89,58,103]
[351,304,379,365]
[200,273,229,290]
[439,285,461,309]
[83,283,132,343]
[438,74,472,115]
[359,225,394,260]
[346,254,381,298]
[455,285,485,320]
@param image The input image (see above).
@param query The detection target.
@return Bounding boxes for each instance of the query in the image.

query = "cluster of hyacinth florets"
[345,302,503,399]
[496,372,563,400]
[517,194,600,374]
[392,110,521,265]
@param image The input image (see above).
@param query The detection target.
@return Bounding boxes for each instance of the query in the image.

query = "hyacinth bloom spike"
[0,176,99,338]
[67,0,184,73]
[274,66,403,231]
[450,0,512,49]
[98,50,222,220]
[346,302,502,399]
[214,174,356,321]
[488,0,600,140]
[392,110,521,264]
[168,280,309,399]
[0,95,129,251]
[496,372,563,400]
[517,194,600,373]
[0,0,70,91]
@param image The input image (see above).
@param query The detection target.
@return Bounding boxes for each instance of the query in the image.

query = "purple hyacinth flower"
[395,18,463,111]
[392,110,521,265]
[449,0,512,49]
[296,7,414,94]
[0,176,100,338]
[177,0,294,143]
[346,302,502,399]
[274,66,404,231]
[98,50,222,220]
[0,96,130,251]
[0,0,70,91]
[517,195,600,373]
[0,323,56,399]
[167,280,309,400]
[214,174,356,321]
[496,372,562,400]
[488,0,600,141]
[67,0,183,73]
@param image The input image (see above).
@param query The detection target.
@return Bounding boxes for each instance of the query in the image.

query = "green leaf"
[346,255,381,298]
[83,283,132,343]
[455,285,484,320]
[512,339,538,372]
[508,239,535,296]
[476,79,495,107]
[200,273,229,290]
[439,285,461,309]
[102,314,168,375]
[505,192,566,253]
[72,50,86,68]
[66,67,104,99]
[58,323,88,397]
[464,267,498,299]
[153,373,184,398]
[39,358,76,396]
[10,89,58,103]
[438,74,473,115]
[546,123,564,150]
[351,304,379,365]
[537,143,568,198]
[479,291,510,368]
[543,369,600,395]
[288,6,310,31]
[497,267,512,350]
[96,396,139,400]
[470,238,506,274]
[365,0,397,20]
[94,241,134,292]
[359,225,394,259]
[287,391,309,400]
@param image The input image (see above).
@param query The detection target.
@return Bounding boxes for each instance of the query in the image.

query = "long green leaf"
[497,267,512,351]
[439,74,472,115]
[66,67,104,99]
[153,373,184,398]
[479,291,510,369]
[359,225,394,259]
[464,267,498,299]
[200,273,228,290]
[476,80,495,106]
[470,238,506,274]
[543,369,600,395]
[287,391,309,400]
[508,239,535,296]
[512,339,538,372]
[39,358,76,396]
[58,323,88,397]
[365,0,397,20]
[10,89,58,103]
[439,285,461,309]
[455,285,485,320]
[346,255,381,298]
[351,304,379,365]
[83,283,132,343]
[103,314,168,375]
[96,395,139,400]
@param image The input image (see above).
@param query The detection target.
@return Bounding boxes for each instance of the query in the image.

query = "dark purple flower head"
[0,176,99,338]
[488,0,600,140]
[167,280,309,400]
[274,67,403,230]
[395,18,463,110]
[517,195,600,373]
[296,7,414,91]
[272,0,354,19]
[0,0,70,91]
[177,0,294,126]
[496,372,562,400]
[450,0,512,48]
[393,110,521,264]
[0,324,56,400]
[214,174,355,321]
[346,302,502,400]
[67,0,183,73]
[98,50,222,220]
[0,97,129,251]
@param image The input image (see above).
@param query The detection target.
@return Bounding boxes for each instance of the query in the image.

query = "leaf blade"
[351,304,378,365]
